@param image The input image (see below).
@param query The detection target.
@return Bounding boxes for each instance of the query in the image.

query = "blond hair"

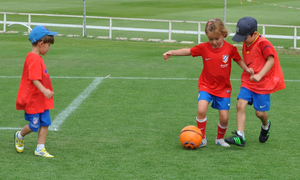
[205,18,229,38]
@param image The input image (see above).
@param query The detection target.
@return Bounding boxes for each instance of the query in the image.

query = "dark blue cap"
[232,17,257,42]
[28,26,58,43]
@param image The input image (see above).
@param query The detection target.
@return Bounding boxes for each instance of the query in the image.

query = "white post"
[3,13,6,32]
[28,14,31,33]
[198,22,201,44]
[83,0,86,37]
[294,27,297,49]
[109,18,112,39]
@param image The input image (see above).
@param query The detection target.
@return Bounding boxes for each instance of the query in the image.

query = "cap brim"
[47,32,58,36]
[232,34,247,42]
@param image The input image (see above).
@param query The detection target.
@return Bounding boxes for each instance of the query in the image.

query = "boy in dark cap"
[225,17,285,147]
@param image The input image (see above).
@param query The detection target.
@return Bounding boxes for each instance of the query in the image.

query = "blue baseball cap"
[232,17,257,42]
[28,26,58,43]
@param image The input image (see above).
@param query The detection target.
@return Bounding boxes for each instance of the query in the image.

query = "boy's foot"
[34,148,54,158]
[225,132,246,147]
[14,131,24,153]
[199,136,207,148]
[259,120,271,143]
[215,138,230,147]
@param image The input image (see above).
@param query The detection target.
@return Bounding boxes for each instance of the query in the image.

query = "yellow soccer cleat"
[14,131,24,153]
[34,148,54,158]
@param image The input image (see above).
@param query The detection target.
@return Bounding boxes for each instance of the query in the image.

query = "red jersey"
[190,41,242,98]
[16,53,54,114]
[241,35,285,94]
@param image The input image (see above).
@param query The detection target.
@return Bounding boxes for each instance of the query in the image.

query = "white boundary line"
[1,76,300,82]
[49,77,103,131]
[241,0,300,10]
[0,75,299,131]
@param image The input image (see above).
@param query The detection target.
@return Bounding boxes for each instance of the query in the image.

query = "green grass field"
[1,1,300,179]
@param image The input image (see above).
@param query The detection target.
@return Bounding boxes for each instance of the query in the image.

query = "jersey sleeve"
[231,46,242,62]
[27,56,43,81]
[190,44,203,57]
[260,41,275,60]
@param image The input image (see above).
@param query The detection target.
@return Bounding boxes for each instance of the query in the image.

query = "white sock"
[17,132,24,140]
[262,123,269,130]
[261,122,269,130]
[37,144,45,151]
[237,131,245,138]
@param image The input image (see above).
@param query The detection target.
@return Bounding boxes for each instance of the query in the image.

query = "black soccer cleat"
[259,120,271,143]
[225,132,246,147]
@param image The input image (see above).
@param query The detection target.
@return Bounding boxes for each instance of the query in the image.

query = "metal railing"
[1,12,299,48]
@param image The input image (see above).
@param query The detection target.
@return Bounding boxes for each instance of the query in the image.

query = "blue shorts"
[198,91,230,110]
[237,87,270,111]
[24,110,51,132]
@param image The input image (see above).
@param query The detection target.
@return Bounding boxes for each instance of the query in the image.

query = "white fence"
[1,12,300,49]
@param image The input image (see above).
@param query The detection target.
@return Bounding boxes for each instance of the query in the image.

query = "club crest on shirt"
[33,117,39,125]
[223,55,229,63]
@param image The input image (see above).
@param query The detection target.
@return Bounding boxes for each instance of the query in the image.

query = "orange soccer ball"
[180,125,203,150]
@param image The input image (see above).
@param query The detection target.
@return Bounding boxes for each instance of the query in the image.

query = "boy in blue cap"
[225,17,285,147]
[14,26,58,157]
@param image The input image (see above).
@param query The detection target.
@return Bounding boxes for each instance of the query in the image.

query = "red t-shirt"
[190,41,242,98]
[241,35,285,94]
[16,53,54,114]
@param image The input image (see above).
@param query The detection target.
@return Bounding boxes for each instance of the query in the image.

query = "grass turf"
[0,0,300,179]
[0,33,299,179]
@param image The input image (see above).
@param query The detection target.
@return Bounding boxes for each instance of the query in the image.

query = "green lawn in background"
[0,33,299,179]
[0,0,300,179]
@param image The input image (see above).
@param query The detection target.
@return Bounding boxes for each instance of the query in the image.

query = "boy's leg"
[14,125,33,153]
[20,124,33,137]
[34,126,53,158]
[225,99,248,147]
[256,111,271,143]
[37,125,48,145]
[34,110,53,157]
[236,99,249,133]
[253,93,271,143]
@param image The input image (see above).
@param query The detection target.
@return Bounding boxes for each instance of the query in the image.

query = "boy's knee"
[236,102,245,111]
[255,111,267,118]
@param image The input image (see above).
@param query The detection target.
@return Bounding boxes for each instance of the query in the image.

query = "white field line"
[1,76,300,82]
[241,0,300,10]
[0,75,299,131]
[48,77,103,131]
[0,127,22,130]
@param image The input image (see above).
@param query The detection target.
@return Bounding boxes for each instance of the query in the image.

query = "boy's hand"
[32,80,54,99]
[43,89,54,99]
[163,51,172,61]
[246,68,254,75]
[250,74,262,82]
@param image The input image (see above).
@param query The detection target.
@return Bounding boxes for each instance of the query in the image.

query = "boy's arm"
[236,59,254,75]
[250,55,275,82]
[32,80,54,99]
[163,48,191,61]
